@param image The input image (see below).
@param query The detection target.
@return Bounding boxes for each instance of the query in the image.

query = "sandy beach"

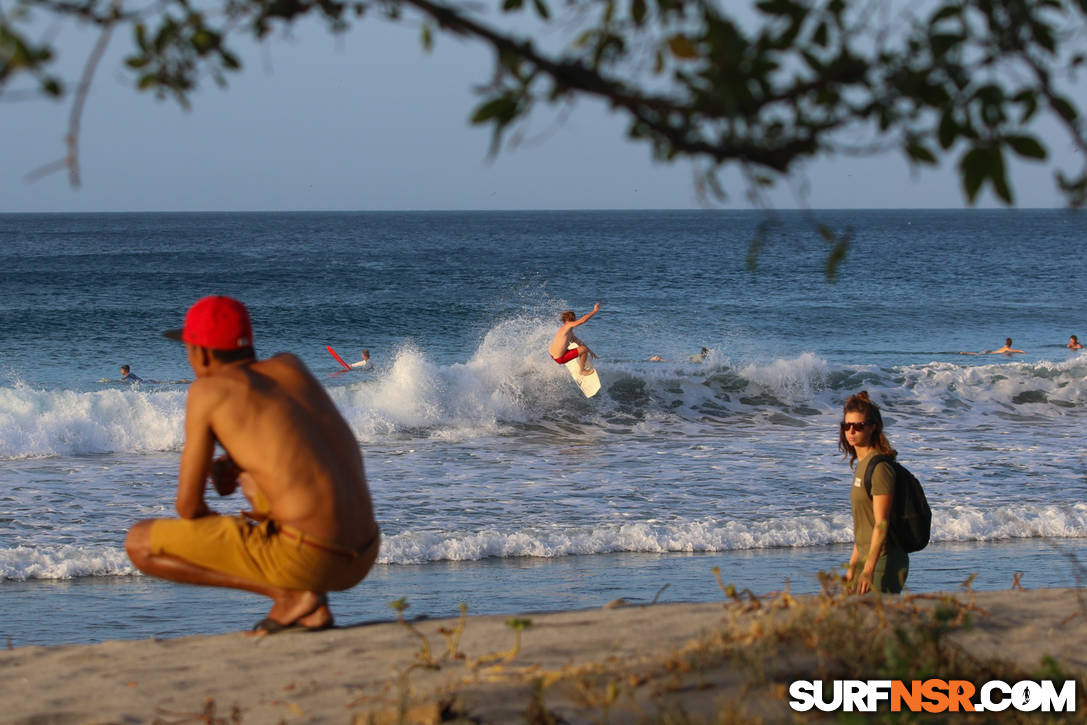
[3,586,1085,724]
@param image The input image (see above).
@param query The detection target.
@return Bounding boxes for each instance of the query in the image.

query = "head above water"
[838,390,896,468]
[121,365,131,375]
[560,310,576,323]
[1005,337,1013,347]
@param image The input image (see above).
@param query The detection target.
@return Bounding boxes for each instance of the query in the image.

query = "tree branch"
[25,0,119,186]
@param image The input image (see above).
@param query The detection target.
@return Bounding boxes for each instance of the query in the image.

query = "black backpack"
[863,454,932,553]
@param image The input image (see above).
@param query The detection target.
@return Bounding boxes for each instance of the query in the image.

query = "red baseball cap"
[163,295,254,350]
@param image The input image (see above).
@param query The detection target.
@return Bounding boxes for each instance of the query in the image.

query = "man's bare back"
[185,353,377,549]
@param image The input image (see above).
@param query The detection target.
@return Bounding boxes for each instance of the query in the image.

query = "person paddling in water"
[960,337,1025,355]
[549,303,600,376]
[120,365,144,383]
[984,337,1025,355]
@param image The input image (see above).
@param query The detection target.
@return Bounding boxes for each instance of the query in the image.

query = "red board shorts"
[552,347,581,365]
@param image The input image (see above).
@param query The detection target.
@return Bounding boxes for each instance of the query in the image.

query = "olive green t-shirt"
[850,452,896,557]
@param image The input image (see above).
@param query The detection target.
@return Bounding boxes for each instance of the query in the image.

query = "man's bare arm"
[569,302,601,328]
[175,382,217,519]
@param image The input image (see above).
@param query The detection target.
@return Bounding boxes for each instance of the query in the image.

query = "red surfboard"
[326,345,352,371]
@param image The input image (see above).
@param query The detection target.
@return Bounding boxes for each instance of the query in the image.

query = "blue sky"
[1,10,1075,212]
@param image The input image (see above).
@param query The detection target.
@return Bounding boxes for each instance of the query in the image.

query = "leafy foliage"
[2,0,1086,209]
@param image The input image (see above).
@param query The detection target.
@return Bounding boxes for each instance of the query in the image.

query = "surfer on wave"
[549,303,600,376]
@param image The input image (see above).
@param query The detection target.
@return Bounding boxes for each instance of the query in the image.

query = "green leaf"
[990,147,1011,204]
[929,33,964,57]
[573,30,594,49]
[125,55,150,70]
[825,239,849,281]
[1013,90,1038,124]
[1031,21,1056,54]
[959,147,989,204]
[917,81,950,107]
[41,77,62,97]
[906,141,937,165]
[502,0,523,11]
[137,73,158,91]
[532,0,550,20]
[755,0,803,17]
[631,0,647,26]
[1052,95,1078,123]
[1006,135,1046,160]
[470,95,518,125]
[420,23,432,52]
[192,29,215,54]
[667,34,698,59]
[928,3,963,25]
[801,50,824,74]
[938,111,957,150]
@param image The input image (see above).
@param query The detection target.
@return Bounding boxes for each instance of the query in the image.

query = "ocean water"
[1,209,1086,648]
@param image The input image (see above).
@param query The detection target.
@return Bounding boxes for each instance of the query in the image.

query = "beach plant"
[468,616,534,669]
[362,573,1081,723]
[505,617,532,660]
[712,567,762,611]
[437,602,469,661]
[570,675,622,725]
[388,597,434,665]
[152,696,242,724]
[525,678,560,725]
[651,583,671,605]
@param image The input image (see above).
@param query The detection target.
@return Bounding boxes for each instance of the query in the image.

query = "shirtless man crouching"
[125,295,380,634]
[549,302,600,375]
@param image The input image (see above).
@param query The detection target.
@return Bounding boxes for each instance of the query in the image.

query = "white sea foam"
[373,502,1087,565]
[4,503,1084,580]
[1,342,1084,460]
[734,353,830,404]
[0,544,135,581]
[0,386,187,459]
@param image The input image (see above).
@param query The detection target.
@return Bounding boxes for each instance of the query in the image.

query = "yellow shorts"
[149,515,379,592]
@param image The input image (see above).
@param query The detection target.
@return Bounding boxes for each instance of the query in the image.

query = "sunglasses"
[840,421,870,432]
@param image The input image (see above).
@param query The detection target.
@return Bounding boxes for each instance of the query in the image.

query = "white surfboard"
[563,343,601,398]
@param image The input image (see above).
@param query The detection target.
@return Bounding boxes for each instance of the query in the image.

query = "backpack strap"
[862,454,896,498]
[863,453,899,549]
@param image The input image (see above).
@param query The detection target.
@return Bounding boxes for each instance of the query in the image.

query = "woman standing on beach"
[839,391,908,594]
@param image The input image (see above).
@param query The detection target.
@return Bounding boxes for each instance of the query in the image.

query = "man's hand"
[208,454,241,496]
[591,302,601,314]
